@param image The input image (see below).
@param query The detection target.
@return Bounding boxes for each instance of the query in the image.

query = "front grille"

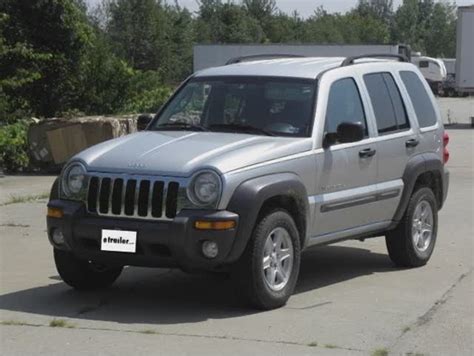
[86,175,181,220]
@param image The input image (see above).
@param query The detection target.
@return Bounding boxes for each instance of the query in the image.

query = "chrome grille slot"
[151,181,164,217]
[87,177,99,213]
[99,178,111,214]
[86,174,183,221]
[124,179,137,216]
[111,178,123,215]
[166,182,179,218]
[137,180,150,217]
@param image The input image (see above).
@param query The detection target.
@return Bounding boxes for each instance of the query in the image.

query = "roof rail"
[341,54,409,67]
[226,54,305,65]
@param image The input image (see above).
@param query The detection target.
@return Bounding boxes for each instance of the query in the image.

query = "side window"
[419,61,429,68]
[400,71,437,128]
[325,78,367,136]
[364,72,409,134]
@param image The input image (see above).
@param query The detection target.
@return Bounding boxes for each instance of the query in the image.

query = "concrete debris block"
[28,115,140,167]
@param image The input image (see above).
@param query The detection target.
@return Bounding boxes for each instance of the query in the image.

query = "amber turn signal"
[194,220,236,230]
[47,207,64,218]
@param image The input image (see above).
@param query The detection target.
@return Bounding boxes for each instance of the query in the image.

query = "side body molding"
[225,173,310,262]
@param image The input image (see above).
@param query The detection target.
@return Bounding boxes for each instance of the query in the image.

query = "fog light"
[52,228,65,245]
[47,207,63,218]
[202,241,218,259]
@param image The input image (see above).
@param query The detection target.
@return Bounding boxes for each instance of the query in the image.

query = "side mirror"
[323,121,365,148]
[337,121,365,144]
[137,114,154,131]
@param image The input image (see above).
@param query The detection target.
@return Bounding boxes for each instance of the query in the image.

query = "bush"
[0,120,29,172]
[122,85,172,114]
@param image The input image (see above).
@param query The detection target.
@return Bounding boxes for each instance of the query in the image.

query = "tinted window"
[400,71,437,127]
[419,61,429,68]
[325,78,367,136]
[364,72,409,134]
[153,77,316,137]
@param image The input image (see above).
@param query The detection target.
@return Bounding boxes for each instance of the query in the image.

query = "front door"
[311,77,379,238]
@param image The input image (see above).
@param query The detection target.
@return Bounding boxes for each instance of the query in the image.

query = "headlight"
[187,170,222,207]
[62,162,87,196]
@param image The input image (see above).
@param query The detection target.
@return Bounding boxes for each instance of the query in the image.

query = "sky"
[85,0,474,16]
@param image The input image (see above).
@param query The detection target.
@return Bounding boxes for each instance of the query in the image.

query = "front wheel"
[386,187,438,267]
[232,210,301,310]
[54,249,123,290]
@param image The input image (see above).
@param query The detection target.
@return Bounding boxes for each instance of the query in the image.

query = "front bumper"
[47,200,239,271]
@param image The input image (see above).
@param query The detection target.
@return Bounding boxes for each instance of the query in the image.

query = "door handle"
[405,138,419,148]
[359,148,376,158]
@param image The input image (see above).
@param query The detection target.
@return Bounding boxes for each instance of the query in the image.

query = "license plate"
[101,229,137,253]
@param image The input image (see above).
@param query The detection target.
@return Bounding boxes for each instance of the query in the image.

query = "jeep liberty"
[47,54,449,309]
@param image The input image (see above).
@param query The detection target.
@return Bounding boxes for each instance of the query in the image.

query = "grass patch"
[2,193,49,206]
[139,328,158,335]
[324,344,338,349]
[1,320,28,326]
[307,341,318,347]
[0,223,30,227]
[49,319,75,328]
[372,348,389,356]
[402,326,411,333]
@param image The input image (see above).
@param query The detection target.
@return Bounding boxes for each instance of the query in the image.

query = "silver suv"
[47,54,450,309]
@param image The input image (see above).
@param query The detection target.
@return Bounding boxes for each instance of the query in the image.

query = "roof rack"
[226,54,305,65]
[341,54,409,67]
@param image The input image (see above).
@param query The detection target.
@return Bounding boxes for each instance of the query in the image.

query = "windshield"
[150,76,316,137]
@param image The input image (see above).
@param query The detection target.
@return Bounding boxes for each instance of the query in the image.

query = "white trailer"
[411,56,447,83]
[193,44,411,71]
[456,6,474,93]
[442,58,456,76]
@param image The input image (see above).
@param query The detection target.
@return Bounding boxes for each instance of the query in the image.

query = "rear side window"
[400,71,437,127]
[325,78,367,135]
[419,61,429,68]
[364,72,409,134]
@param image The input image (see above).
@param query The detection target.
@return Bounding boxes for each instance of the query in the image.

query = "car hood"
[75,131,312,176]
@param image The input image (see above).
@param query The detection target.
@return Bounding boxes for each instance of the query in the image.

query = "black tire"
[232,210,301,310]
[386,187,438,267]
[54,249,122,290]
[447,88,456,97]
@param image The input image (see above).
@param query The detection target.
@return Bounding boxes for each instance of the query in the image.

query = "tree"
[105,0,164,70]
[392,0,456,57]
[196,0,264,43]
[355,0,394,24]
[243,0,276,20]
[0,0,93,118]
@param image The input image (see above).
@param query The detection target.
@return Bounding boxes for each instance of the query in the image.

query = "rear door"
[362,71,419,222]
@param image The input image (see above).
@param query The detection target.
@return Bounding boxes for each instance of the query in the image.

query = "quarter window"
[364,72,409,134]
[325,78,367,136]
[400,71,437,128]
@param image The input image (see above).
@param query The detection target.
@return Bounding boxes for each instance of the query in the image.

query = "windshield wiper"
[153,122,209,132]
[209,123,275,136]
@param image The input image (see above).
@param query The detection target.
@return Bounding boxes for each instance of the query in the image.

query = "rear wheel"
[233,210,301,310]
[386,187,438,267]
[54,249,122,290]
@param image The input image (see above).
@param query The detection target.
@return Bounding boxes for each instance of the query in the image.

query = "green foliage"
[122,71,172,113]
[0,0,93,118]
[392,0,457,57]
[0,120,30,171]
